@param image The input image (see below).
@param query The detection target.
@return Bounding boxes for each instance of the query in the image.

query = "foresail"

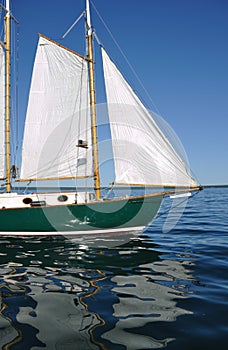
[0,45,5,180]
[20,36,92,181]
[102,48,198,188]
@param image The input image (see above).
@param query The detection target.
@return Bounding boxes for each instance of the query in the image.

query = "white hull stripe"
[0,226,145,236]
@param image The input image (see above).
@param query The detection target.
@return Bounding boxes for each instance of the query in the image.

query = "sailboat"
[0,0,201,235]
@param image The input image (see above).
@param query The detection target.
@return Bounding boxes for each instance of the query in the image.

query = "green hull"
[0,194,162,233]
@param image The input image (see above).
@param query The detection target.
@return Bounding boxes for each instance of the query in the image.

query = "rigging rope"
[74,20,88,193]
[0,4,4,40]
[61,11,85,40]
[11,18,19,167]
[90,0,160,116]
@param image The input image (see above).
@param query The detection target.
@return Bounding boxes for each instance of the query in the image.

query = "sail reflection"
[0,260,101,349]
[102,260,194,349]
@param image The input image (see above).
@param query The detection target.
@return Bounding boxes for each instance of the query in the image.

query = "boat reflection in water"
[0,262,101,349]
[102,259,194,349]
[0,232,195,349]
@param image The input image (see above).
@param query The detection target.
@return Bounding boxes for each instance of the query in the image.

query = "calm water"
[0,187,227,349]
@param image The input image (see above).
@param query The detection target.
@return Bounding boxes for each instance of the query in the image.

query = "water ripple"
[0,188,227,349]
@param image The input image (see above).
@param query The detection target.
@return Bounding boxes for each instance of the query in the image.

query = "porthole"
[23,197,33,205]
[57,195,68,202]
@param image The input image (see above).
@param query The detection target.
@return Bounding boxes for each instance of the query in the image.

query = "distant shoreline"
[203,184,228,188]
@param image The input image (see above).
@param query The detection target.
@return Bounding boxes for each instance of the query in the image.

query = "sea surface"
[0,187,227,349]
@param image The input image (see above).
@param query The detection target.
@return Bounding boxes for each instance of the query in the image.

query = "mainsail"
[0,45,5,180]
[102,48,198,188]
[20,36,92,181]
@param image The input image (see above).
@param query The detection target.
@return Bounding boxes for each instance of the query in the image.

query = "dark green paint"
[0,195,162,232]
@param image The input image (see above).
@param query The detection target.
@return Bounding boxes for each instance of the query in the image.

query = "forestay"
[20,36,92,181]
[102,48,198,188]
[0,45,5,180]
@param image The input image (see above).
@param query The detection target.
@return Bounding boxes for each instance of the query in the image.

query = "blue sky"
[5,0,228,185]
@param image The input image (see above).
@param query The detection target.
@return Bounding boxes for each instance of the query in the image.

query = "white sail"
[0,45,5,180]
[102,48,198,188]
[20,36,92,180]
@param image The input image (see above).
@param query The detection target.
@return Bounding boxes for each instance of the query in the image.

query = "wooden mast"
[86,0,101,200]
[5,0,11,193]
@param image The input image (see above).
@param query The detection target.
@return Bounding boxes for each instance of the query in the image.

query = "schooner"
[0,0,201,235]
